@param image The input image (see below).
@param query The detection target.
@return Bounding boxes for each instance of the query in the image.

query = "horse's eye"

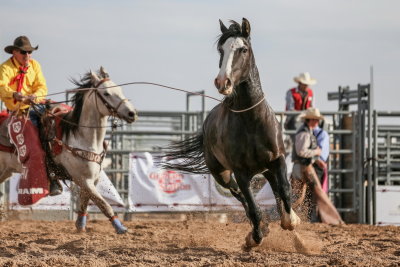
[104,92,110,96]
[241,48,248,54]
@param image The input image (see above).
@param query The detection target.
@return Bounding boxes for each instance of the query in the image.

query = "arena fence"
[1,83,400,225]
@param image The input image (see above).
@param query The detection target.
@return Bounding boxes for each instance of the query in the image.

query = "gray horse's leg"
[234,172,264,248]
[264,156,300,230]
[75,178,127,234]
[0,169,13,184]
[75,189,90,232]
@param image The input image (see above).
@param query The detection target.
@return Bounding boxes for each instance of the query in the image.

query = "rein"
[47,78,118,165]
[93,78,130,117]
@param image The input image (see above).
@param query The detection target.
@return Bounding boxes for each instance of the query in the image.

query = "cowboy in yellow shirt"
[0,36,62,197]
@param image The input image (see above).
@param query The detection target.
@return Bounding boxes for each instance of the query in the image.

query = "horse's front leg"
[234,172,264,249]
[264,156,300,230]
[75,177,127,234]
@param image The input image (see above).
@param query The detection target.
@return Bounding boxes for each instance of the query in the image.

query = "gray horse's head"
[90,67,137,123]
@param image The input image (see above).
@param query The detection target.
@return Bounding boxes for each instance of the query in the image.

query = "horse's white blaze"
[217,37,245,80]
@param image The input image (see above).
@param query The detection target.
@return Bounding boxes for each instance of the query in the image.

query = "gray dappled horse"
[163,18,300,248]
[0,67,137,234]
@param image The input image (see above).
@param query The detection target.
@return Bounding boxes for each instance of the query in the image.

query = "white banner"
[9,170,125,212]
[128,152,276,212]
[128,153,211,211]
[376,186,400,226]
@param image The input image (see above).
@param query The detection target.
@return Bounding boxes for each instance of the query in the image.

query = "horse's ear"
[99,66,109,79]
[90,70,101,84]
[219,19,228,33]
[241,18,251,38]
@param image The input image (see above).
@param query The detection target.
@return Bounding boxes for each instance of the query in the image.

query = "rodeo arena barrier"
[1,83,400,226]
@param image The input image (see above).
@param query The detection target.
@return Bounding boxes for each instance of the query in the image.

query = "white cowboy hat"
[293,72,317,86]
[299,107,324,121]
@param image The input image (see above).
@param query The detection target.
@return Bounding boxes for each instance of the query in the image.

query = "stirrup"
[49,179,63,196]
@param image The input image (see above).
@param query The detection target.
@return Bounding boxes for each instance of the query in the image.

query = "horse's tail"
[161,133,209,174]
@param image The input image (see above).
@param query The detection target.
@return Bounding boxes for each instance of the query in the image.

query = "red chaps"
[8,115,49,205]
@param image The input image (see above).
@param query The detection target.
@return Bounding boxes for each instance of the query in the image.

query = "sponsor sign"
[128,152,276,212]
[9,171,125,211]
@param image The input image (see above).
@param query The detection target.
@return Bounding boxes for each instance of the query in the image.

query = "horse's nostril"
[225,78,232,88]
[128,111,135,117]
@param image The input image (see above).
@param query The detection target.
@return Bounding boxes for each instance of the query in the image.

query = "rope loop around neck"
[228,97,265,113]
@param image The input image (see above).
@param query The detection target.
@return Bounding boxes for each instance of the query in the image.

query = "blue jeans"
[29,104,46,127]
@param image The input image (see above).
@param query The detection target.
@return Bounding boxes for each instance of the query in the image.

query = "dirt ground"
[0,214,399,267]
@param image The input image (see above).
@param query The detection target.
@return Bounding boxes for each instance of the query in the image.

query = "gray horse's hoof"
[111,217,128,234]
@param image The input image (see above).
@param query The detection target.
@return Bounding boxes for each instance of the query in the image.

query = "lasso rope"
[6,81,266,129]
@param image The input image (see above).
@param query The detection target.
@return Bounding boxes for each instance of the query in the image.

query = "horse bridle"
[91,78,129,118]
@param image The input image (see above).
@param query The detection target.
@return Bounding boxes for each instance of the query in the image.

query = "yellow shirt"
[0,57,47,111]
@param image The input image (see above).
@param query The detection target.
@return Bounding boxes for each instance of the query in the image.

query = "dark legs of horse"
[234,172,264,248]
[74,176,127,234]
[205,153,250,212]
[206,155,263,248]
[210,170,250,215]
[263,156,300,230]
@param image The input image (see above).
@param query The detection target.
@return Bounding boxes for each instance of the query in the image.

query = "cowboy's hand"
[12,92,24,102]
[314,147,322,156]
[22,94,37,104]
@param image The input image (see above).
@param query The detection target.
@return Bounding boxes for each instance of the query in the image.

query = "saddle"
[39,103,73,181]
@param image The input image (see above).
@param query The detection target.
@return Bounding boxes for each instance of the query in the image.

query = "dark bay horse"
[163,18,300,248]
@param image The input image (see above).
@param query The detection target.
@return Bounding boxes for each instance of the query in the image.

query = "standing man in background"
[284,72,317,131]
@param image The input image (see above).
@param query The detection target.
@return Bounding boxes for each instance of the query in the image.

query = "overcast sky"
[1,0,399,113]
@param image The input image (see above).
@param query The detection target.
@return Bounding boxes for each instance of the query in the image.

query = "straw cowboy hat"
[299,107,324,121]
[293,72,317,86]
[4,36,38,54]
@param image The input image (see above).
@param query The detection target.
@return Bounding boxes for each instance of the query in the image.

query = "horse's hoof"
[281,209,301,230]
[116,227,128,234]
[76,227,86,233]
[111,217,128,234]
[244,231,263,251]
[75,215,87,232]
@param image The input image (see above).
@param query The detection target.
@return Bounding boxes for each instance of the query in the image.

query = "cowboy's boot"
[47,162,63,196]
[49,177,63,196]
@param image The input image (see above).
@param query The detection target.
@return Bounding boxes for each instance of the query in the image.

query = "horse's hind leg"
[263,156,300,230]
[75,189,90,232]
[76,178,127,234]
[211,170,249,214]
[206,154,250,214]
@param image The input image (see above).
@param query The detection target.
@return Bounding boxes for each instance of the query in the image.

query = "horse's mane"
[60,71,94,139]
